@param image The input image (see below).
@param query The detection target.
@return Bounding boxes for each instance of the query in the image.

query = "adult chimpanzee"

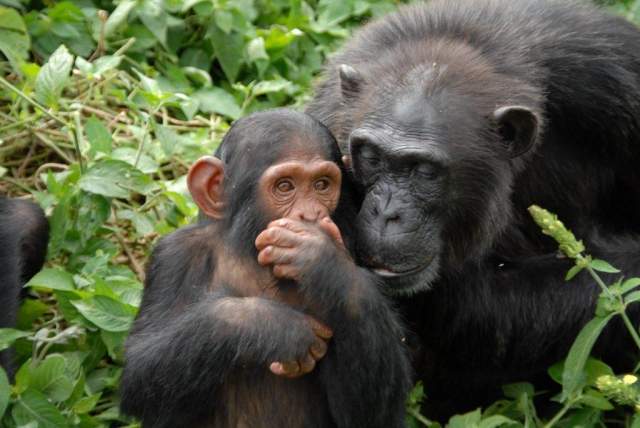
[0,197,49,374]
[306,0,640,419]
[120,109,411,428]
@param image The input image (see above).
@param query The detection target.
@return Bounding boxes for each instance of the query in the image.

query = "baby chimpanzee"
[120,109,411,428]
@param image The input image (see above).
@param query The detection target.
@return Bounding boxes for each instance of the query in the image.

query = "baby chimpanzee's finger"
[310,338,328,360]
[255,226,302,251]
[318,217,344,247]
[257,246,295,267]
[306,316,333,340]
[298,353,316,375]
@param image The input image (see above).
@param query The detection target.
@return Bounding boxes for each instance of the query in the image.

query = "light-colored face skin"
[258,157,342,223]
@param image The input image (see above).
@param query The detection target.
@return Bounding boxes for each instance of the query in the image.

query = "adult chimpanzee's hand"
[255,217,346,282]
[269,314,332,378]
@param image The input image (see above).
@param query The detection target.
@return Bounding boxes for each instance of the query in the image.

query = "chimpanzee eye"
[314,178,331,192]
[275,179,295,193]
[413,162,440,179]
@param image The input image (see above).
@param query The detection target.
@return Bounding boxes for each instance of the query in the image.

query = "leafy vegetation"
[2,0,640,426]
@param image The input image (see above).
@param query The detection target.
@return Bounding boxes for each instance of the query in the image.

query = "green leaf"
[0,6,30,71]
[214,9,233,34]
[252,79,294,96]
[578,389,613,410]
[26,268,75,291]
[138,0,169,47]
[478,415,515,428]
[111,147,159,174]
[30,355,75,402]
[562,314,615,399]
[208,23,244,82]
[12,389,69,428]
[0,328,30,352]
[632,413,640,428]
[625,290,640,306]
[71,296,136,332]
[589,259,620,273]
[0,367,10,419]
[621,278,640,294]
[85,116,113,156]
[565,264,584,281]
[501,382,534,399]
[72,393,101,414]
[447,408,481,428]
[192,87,241,119]
[104,0,136,36]
[34,44,74,108]
[78,159,159,199]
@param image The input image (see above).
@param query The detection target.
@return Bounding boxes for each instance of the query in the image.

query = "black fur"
[306,0,640,419]
[120,109,412,427]
[0,197,49,375]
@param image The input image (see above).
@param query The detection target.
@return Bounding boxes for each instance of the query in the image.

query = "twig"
[113,226,146,282]
[33,133,74,164]
[0,76,67,127]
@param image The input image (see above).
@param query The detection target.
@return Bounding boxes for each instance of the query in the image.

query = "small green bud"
[528,205,585,259]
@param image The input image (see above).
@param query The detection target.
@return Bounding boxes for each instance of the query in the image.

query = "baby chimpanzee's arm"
[256,218,412,428]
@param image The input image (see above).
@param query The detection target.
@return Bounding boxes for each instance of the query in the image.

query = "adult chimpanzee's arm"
[120,226,330,427]
[256,218,412,428]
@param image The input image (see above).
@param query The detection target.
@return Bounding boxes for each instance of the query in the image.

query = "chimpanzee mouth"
[370,263,429,278]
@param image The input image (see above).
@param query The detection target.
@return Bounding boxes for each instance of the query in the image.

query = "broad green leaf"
[578,389,613,410]
[34,45,74,108]
[247,37,269,62]
[12,389,69,428]
[589,259,620,273]
[501,382,534,399]
[93,56,122,75]
[26,268,75,291]
[252,79,295,96]
[104,0,136,36]
[208,23,244,82]
[111,147,159,174]
[78,159,158,199]
[30,355,75,402]
[447,408,481,428]
[478,415,515,428]
[214,9,233,34]
[625,290,640,306]
[71,296,136,332]
[0,367,10,419]
[621,278,640,294]
[72,393,101,414]
[192,87,241,119]
[138,0,169,47]
[584,358,614,385]
[562,314,615,399]
[0,328,30,352]
[85,116,113,156]
[0,6,30,71]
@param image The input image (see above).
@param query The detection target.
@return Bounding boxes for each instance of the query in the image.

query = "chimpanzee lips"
[366,259,432,278]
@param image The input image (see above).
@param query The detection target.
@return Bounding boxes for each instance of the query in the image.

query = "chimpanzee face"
[341,61,540,294]
[257,156,342,223]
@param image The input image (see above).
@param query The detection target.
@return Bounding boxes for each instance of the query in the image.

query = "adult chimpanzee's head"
[187,109,346,258]
[308,19,544,294]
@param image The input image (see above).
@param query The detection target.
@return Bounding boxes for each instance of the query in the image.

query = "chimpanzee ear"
[187,156,225,220]
[492,106,539,158]
[339,64,363,99]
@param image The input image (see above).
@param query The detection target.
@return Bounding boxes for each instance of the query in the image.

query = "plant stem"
[407,408,434,427]
[543,399,575,428]
[585,265,615,299]
[72,111,85,173]
[620,310,640,352]
[0,76,66,127]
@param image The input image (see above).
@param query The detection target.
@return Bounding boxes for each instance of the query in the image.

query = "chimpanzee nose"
[372,204,402,227]
[291,204,325,222]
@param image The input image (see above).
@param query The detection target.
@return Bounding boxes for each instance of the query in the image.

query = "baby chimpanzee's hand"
[269,315,333,378]
[255,217,346,282]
